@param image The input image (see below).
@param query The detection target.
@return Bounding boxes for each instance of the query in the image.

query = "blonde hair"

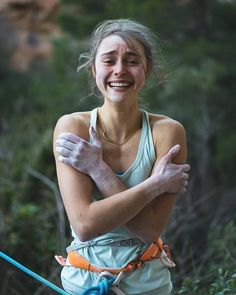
[78,19,159,77]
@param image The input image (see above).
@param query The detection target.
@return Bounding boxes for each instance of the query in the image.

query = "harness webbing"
[0,251,69,295]
[60,238,175,274]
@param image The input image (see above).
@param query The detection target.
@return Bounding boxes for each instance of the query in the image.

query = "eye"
[103,59,115,65]
[126,59,139,65]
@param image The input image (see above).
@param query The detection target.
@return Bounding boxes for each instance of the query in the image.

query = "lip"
[108,80,132,83]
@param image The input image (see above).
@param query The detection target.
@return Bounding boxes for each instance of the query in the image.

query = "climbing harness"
[0,237,175,295]
[56,238,175,274]
[55,238,175,294]
[0,251,69,294]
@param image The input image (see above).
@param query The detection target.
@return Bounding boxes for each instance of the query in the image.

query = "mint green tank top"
[61,108,172,295]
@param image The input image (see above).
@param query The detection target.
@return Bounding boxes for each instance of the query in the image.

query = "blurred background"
[0,0,236,294]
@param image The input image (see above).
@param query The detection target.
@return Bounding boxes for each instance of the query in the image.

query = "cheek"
[134,69,146,89]
[94,64,102,84]
[95,71,105,85]
[95,70,108,93]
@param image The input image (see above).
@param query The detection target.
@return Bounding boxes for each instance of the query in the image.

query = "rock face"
[0,0,60,72]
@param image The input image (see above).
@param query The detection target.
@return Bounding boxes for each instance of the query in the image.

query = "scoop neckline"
[91,108,147,178]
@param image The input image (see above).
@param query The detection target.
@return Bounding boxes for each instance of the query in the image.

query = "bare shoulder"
[148,112,187,163]
[54,111,91,141]
[149,112,185,134]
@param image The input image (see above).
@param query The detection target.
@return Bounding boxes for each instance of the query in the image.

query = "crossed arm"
[54,115,189,243]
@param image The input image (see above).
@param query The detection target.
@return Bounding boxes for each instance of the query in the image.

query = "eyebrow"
[101,50,140,57]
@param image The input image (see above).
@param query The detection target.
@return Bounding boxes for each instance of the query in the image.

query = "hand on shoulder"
[53,112,105,177]
[147,113,189,195]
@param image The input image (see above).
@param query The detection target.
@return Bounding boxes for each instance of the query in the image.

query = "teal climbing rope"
[81,276,115,295]
[0,251,120,295]
[0,251,69,295]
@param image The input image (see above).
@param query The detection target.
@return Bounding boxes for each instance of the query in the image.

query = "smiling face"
[93,35,147,103]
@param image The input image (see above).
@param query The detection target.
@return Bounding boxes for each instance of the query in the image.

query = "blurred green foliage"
[176,222,236,295]
[0,0,236,294]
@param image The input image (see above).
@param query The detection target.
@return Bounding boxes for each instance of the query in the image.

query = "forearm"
[90,161,163,241]
[72,175,162,241]
[125,204,159,243]
[90,161,127,196]
[126,194,177,243]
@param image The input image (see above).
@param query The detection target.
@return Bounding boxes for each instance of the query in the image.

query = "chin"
[106,95,130,103]
[105,91,137,102]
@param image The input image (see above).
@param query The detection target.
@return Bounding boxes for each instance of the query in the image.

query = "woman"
[54,19,190,295]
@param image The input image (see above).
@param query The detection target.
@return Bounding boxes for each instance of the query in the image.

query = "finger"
[89,126,102,147]
[182,164,190,172]
[168,144,181,158]
[182,173,189,180]
[56,139,74,151]
[161,144,181,164]
[179,179,188,193]
[182,180,188,187]
[58,132,83,144]
[55,146,72,157]
[58,155,73,166]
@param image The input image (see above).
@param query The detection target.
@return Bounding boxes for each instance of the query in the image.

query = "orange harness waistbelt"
[55,238,175,274]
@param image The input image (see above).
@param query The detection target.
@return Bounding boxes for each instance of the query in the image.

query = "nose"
[114,61,126,77]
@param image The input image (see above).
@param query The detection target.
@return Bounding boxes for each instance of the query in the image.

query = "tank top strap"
[133,109,148,161]
[142,109,156,162]
[90,107,99,131]
[141,109,148,135]
[141,109,155,152]
[142,109,150,130]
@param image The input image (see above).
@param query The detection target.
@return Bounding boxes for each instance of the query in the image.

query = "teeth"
[109,82,130,87]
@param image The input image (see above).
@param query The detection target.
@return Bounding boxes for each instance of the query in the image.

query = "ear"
[92,65,96,77]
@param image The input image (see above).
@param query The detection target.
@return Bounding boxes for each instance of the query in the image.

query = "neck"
[97,104,142,145]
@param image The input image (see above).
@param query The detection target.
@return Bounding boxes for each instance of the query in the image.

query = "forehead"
[96,34,145,57]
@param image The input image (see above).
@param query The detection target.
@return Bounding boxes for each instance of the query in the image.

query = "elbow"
[76,232,90,243]
[70,206,103,242]
[74,224,91,242]
[73,220,98,242]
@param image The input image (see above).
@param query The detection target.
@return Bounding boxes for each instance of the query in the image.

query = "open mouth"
[107,81,132,88]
